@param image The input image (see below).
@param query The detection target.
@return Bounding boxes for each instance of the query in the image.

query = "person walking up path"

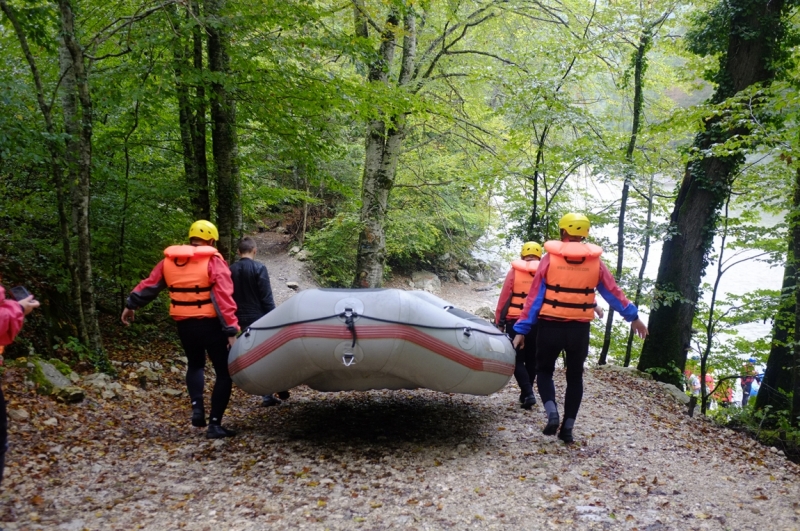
[512,213,648,444]
[121,220,240,439]
[229,237,287,407]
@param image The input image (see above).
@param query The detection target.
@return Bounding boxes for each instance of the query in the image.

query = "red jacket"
[0,285,25,347]
[126,253,239,336]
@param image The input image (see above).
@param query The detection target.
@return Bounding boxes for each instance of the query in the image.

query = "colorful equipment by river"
[228,288,515,396]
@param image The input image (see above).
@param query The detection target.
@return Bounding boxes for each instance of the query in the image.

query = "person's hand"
[512,334,525,350]
[594,306,604,319]
[121,308,135,326]
[631,318,648,339]
[228,336,236,349]
[18,295,40,316]
[496,322,505,332]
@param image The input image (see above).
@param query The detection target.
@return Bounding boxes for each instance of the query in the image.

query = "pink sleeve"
[0,286,25,346]
[495,269,515,324]
[208,256,240,333]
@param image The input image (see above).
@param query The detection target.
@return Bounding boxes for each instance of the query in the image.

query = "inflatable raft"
[228,288,515,396]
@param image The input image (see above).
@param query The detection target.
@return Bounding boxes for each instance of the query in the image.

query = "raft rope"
[244,311,508,339]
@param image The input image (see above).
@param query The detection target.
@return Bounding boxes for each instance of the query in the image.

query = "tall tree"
[169,1,210,220]
[598,11,670,365]
[0,0,86,343]
[638,0,788,384]
[206,0,240,259]
[58,0,107,365]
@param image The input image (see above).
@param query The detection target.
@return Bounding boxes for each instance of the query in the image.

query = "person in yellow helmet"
[512,213,648,443]
[495,241,542,409]
[121,220,240,439]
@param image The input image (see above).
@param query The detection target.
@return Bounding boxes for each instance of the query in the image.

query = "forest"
[0,0,798,443]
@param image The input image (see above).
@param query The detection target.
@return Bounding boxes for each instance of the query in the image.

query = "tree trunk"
[170,3,204,220]
[756,231,796,412]
[598,28,651,365]
[0,0,84,341]
[192,0,210,220]
[638,0,784,385]
[352,8,409,288]
[58,0,110,371]
[624,175,655,366]
[793,166,800,427]
[206,0,238,259]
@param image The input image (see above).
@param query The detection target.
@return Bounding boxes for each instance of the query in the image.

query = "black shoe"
[261,395,281,407]
[543,412,560,435]
[519,392,526,404]
[191,407,207,427]
[521,395,537,410]
[558,426,574,444]
[206,424,236,439]
[277,390,290,400]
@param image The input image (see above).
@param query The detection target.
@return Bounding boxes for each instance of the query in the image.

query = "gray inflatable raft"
[228,288,515,396]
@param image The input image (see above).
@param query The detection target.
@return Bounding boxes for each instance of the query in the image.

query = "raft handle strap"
[344,307,357,347]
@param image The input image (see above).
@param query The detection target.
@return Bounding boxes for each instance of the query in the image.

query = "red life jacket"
[162,245,221,319]
[507,260,539,319]
[540,240,603,321]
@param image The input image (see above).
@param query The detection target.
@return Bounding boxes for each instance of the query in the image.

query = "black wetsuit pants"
[505,320,537,398]
[176,318,232,424]
[535,319,591,421]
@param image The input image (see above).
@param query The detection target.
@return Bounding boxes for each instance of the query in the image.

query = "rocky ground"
[1,232,799,531]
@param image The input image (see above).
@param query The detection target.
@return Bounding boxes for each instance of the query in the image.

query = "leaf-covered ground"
[2,359,799,531]
[2,233,798,530]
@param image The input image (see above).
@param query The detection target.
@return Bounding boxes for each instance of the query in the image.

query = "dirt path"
[1,233,798,530]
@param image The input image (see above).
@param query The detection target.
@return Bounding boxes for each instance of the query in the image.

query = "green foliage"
[305,212,362,287]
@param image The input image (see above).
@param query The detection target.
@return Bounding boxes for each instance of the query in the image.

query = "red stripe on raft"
[229,323,514,377]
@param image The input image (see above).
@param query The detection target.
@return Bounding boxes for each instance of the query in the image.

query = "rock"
[295,249,309,261]
[82,373,112,387]
[56,386,85,404]
[474,306,495,322]
[594,364,653,380]
[472,271,487,282]
[163,388,184,396]
[101,389,117,400]
[36,360,72,392]
[175,356,188,365]
[43,417,58,427]
[658,382,690,404]
[286,281,299,290]
[140,369,160,382]
[69,372,81,383]
[456,270,472,284]
[411,271,441,293]
[274,226,288,234]
[8,408,29,422]
[289,245,301,255]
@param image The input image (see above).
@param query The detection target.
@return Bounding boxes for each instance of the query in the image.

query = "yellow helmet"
[521,241,542,258]
[558,213,590,237]
[188,220,219,242]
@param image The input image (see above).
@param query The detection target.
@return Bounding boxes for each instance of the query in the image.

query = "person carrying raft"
[121,220,239,439]
[495,241,542,410]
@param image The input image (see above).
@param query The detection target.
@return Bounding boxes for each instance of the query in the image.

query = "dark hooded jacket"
[229,258,276,329]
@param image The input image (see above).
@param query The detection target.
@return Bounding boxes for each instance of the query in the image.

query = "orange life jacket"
[162,245,221,319]
[540,240,603,321]
[507,259,539,319]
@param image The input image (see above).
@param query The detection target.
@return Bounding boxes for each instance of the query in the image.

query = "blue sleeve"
[596,282,639,322]
[513,279,546,335]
